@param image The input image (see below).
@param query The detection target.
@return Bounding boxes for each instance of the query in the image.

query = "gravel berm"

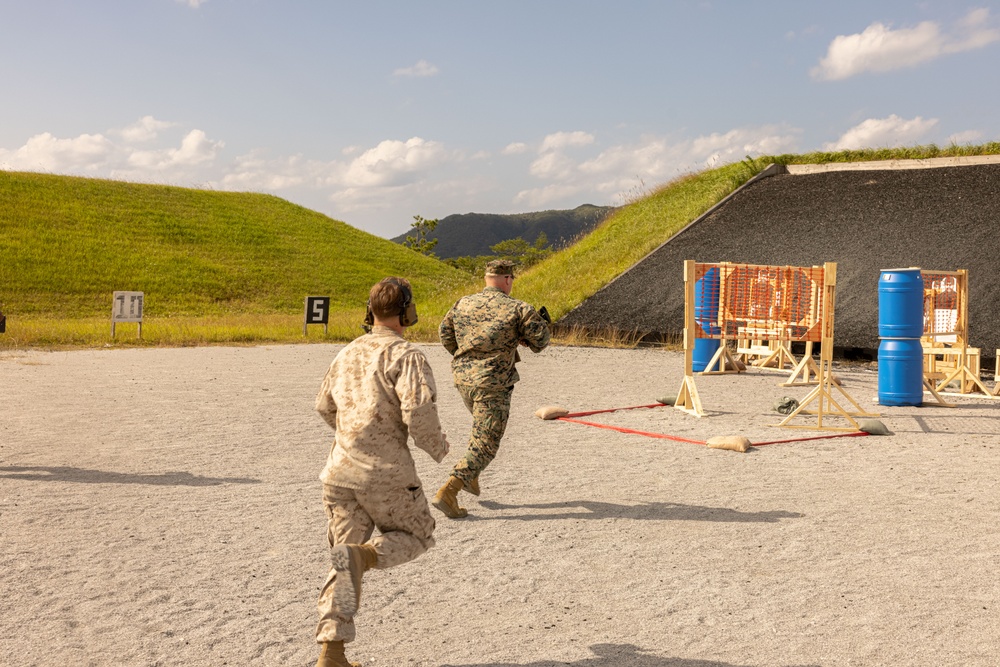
[559,164,1000,362]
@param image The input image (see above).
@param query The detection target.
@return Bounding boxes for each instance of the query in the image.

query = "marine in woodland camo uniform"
[314,323,449,649]
[433,259,550,516]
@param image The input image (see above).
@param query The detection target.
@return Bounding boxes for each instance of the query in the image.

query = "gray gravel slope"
[559,164,1000,360]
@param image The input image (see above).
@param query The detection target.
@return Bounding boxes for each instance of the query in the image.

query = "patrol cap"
[485,259,517,277]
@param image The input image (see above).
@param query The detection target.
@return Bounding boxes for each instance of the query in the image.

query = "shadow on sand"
[476,499,802,523]
[0,465,260,487]
[441,642,818,667]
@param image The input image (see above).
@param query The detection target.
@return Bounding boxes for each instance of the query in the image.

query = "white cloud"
[528,151,577,180]
[811,9,1000,80]
[502,142,528,155]
[513,183,585,208]
[0,117,224,182]
[527,132,594,179]
[822,114,938,151]
[580,127,798,179]
[176,0,207,7]
[576,138,670,177]
[690,128,798,163]
[172,129,223,165]
[948,129,984,144]
[393,59,439,77]
[324,171,486,217]
[341,137,448,187]
[221,152,313,190]
[539,131,594,152]
[0,132,115,172]
[953,8,1000,49]
[217,136,455,205]
[812,21,942,80]
[514,125,800,209]
[118,116,176,143]
[128,130,223,169]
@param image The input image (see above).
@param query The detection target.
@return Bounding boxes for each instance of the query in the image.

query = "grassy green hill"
[513,162,757,323]
[0,171,475,346]
[3,142,998,349]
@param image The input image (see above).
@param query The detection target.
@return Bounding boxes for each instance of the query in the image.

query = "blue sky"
[2,1,998,239]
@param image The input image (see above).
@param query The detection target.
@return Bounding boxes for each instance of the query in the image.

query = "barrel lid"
[880,267,921,272]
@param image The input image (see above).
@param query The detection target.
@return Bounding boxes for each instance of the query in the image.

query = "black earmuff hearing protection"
[392,278,419,327]
[362,304,374,333]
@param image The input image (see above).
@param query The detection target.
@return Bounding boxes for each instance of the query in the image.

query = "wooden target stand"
[995,355,1000,397]
[695,267,826,388]
[782,342,824,386]
[706,338,824,387]
[920,269,997,400]
[675,261,878,431]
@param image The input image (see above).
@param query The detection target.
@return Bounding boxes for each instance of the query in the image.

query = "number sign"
[304,296,330,335]
[111,291,144,338]
[112,291,144,322]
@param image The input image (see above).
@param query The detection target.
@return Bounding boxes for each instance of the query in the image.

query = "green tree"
[403,215,439,257]
[444,255,494,275]
[489,232,553,268]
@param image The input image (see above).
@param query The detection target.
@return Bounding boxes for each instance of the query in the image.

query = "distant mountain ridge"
[391,204,615,258]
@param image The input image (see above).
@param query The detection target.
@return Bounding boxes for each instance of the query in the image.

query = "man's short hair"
[369,277,411,320]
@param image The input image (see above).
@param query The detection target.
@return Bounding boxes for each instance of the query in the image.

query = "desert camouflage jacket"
[315,326,449,489]
[439,286,550,388]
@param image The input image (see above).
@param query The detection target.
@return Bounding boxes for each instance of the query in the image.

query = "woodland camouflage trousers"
[450,384,512,483]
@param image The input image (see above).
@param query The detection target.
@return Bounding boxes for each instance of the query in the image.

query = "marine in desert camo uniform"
[313,277,450,667]
[432,259,550,518]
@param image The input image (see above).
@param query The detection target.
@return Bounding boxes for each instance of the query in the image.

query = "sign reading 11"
[112,291,144,338]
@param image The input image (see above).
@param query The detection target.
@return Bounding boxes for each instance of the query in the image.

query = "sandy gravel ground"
[2,343,1000,667]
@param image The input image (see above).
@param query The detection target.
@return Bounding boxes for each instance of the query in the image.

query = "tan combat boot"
[328,544,378,619]
[462,474,480,496]
[316,640,361,667]
[432,476,468,518]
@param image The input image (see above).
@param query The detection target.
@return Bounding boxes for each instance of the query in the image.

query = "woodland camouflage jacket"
[315,326,449,489]
[439,286,550,388]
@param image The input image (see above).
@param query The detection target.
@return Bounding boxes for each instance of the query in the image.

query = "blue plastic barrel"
[695,267,719,325]
[692,337,721,372]
[693,268,721,372]
[877,338,924,406]
[878,268,924,338]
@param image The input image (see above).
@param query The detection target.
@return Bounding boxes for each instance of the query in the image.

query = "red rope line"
[555,403,870,447]
[563,403,667,418]
[750,431,870,446]
[557,417,707,445]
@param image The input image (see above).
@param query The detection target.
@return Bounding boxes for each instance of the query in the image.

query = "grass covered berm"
[513,161,759,326]
[0,171,475,346]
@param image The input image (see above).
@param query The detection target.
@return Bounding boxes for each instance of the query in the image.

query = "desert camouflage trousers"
[316,482,436,643]
[450,385,512,483]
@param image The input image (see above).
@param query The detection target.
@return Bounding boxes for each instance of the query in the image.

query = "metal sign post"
[304,296,330,335]
[112,291,144,339]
